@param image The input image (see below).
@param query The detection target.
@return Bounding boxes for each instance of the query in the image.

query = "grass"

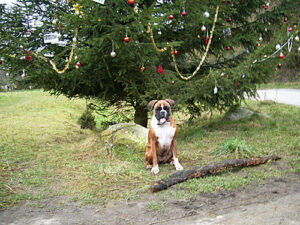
[257,82,300,89]
[213,138,260,158]
[147,201,166,212]
[0,90,299,209]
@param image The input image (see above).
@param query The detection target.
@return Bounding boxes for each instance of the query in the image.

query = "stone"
[222,107,268,121]
[101,123,148,152]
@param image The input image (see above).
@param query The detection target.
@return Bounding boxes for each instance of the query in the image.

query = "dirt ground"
[1,173,299,225]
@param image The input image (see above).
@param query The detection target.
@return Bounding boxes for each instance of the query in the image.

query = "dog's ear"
[148,100,158,110]
[165,99,175,108]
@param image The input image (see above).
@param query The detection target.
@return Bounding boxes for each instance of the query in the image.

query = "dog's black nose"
[160,110,167,117]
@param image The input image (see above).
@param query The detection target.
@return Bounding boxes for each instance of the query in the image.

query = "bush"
[78,110,96,130]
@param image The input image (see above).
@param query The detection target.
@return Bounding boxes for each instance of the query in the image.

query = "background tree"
[0,0,299,127]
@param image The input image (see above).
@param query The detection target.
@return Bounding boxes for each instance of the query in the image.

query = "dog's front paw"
[175,163,183,171]
[151,165,159,174]
[146,164,152,169]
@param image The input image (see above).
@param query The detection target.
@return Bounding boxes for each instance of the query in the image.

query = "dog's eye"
[156,107,161,111]
[163,106,169,111]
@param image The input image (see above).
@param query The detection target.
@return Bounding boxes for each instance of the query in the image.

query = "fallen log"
[151,155,281,193]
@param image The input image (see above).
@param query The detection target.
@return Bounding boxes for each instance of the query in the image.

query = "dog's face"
[148,99,175,125]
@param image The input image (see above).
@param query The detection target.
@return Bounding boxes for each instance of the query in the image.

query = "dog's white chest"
[151,116,176,148]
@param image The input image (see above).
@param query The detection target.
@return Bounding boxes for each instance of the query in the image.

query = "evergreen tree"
[0,0,299,126]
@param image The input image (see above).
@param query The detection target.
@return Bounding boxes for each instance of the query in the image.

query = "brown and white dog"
[145,99,183,174]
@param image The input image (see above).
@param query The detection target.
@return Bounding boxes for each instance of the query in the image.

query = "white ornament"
[275,43,281,50]
[203,11,210,18]
[21,69,25,78]
[259,36,263,41]
[201,25,206,32]
[298,46,300,52]
[214,86,218,94]
[52,19,57,25]
[221,72,225,76]
[158,30,162,35]
[73,37,77,42]
[110,51,116,57]
[266,2,270,7]
[295,36,299,42]
[92,0,105,4]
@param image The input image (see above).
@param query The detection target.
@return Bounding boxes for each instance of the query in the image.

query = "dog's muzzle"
[158,110,168,125]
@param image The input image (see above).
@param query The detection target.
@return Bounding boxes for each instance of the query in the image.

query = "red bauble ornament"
[279,52,284,59]
[277,63,282,68]
[140,66,145,71]
[234,81,238,87]
[0,60,2,65]
[227,17,232,22]
[124,36,130,43]
[288,27,293,32]
[169,14,174,20]
[27,51,31,54]
[264,5,268,10]
[26,55,31,61]
[174,50,178,55]
[284,17,288,22]
[76,62,82,68]
[181,11,187,16]
[128,0,134,5]
[226,46,231,51]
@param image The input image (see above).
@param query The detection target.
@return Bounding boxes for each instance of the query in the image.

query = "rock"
[101,123,148,152]
[222,107,268,121]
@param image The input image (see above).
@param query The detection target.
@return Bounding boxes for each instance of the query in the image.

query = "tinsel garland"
[147,5,219,81]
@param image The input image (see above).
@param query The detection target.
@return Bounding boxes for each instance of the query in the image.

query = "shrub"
[78,110,96,130]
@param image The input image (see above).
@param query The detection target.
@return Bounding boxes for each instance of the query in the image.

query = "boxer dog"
[145,99,183,174]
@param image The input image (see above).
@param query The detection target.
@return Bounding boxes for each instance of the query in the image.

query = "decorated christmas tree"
[0,0,299,126]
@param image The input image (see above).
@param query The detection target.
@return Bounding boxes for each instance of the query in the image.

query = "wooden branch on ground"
[151,155,281,193]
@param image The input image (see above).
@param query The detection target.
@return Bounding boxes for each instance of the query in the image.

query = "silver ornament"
[275,43,281,50]
[201,25,206,32]
[295,35,299,42]
[214,86,218,94]
[203,11,210,18]
[110,51,116,57]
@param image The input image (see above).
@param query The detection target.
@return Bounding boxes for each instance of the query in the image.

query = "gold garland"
[33,27,78,74]
[147,5,219,80]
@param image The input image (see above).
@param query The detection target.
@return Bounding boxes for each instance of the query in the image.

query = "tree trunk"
[151,155,281,192]
[134,104,148,127]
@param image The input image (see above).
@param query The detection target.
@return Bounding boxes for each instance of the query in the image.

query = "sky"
[0,0,17,5]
